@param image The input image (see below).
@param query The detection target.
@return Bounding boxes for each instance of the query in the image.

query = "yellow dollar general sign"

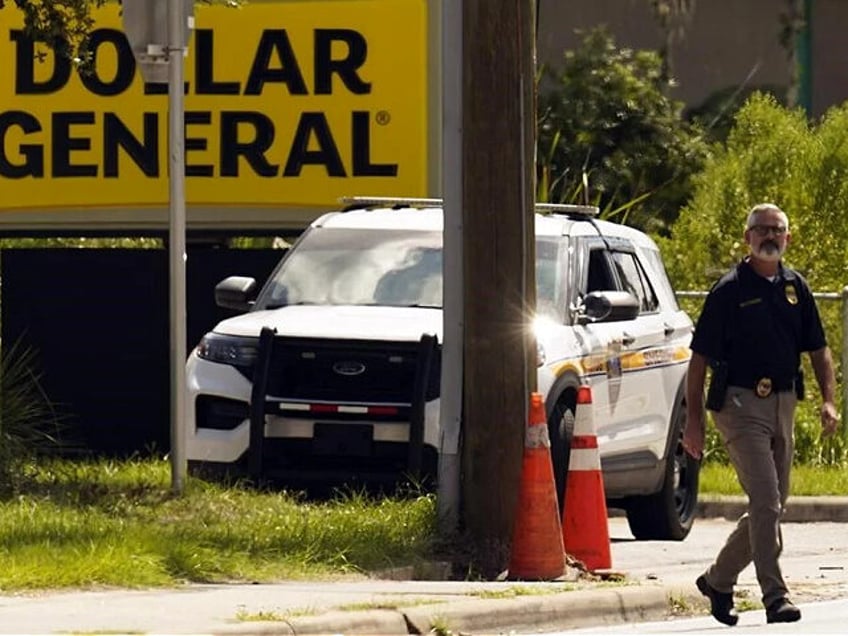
[0,1,428,229]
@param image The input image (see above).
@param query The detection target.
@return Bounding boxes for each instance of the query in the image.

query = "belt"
[729,375,794,397]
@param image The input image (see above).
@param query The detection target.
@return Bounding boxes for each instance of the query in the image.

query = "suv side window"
[611,251,659,313]
[586,248,616,292]
[638,246,680,311]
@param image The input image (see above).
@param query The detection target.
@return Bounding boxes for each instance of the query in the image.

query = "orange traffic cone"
[562,385,612,572]
[507,392,567,580]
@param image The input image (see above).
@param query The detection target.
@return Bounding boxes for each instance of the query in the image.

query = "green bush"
[660,92,848,291]
[536,27,708,235]
[664,93,848,465]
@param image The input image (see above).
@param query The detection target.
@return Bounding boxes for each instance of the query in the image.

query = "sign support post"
[122,0,192,494]
[167,0,188,495]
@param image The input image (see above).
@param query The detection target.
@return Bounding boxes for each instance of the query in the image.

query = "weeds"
[667,593,691,615]
[429,615,454,636]
[0,339,66,496]
[235,606,313,622]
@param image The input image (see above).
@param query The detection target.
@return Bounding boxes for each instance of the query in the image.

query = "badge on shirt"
[785,284,798,305]
[756,377,773,398]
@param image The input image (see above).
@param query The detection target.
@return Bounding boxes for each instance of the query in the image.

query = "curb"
[697,495,848,522]
[402,585,682,634]
[215,585,703,635]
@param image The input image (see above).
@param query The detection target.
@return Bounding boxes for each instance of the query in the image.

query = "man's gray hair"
[746,203,789,231]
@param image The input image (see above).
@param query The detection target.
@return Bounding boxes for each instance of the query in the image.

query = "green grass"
[1,456,844,592]
[0,457,437,590]
[699,462,848,496]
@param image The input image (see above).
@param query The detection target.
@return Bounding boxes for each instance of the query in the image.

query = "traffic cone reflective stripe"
[562,384,612,572]
[571,435,599,448]
[568,434,600,470]
[508,392,567,580]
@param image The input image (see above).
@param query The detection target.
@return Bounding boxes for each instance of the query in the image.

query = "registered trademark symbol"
[375,111,391,125]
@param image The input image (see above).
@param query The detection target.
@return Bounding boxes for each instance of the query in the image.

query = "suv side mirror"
[215,276,258,312]
[578,291,640,324]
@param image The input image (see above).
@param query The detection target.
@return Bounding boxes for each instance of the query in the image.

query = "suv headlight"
[196,333,259,367]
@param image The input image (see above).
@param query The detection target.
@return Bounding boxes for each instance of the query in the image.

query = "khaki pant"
[705,385,797,607]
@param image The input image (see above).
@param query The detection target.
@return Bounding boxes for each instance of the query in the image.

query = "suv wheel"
[548,389,577,516]
[625,397,700,540]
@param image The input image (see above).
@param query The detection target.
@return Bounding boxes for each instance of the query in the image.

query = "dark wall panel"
[1,247,281,456]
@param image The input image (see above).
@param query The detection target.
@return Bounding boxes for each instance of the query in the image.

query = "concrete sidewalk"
[1,495,846,635]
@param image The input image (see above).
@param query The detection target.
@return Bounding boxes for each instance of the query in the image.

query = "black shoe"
[696,574,739,626]
[766,598,801,623]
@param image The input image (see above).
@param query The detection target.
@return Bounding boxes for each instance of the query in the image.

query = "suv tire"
[548,389,577,516]
[625,396,700,540]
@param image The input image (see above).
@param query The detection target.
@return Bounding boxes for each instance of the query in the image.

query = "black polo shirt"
[690,259,827,389]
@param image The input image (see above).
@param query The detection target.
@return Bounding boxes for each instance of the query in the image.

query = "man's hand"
[684,352,708,460]
[682,420,704,460]
[810,347,837,439]
[821,401,839,437]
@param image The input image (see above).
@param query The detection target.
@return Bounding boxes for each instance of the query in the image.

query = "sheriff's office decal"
[0,1,428,210]
[605,340,622,380]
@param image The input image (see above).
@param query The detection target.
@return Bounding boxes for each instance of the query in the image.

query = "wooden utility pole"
[461,0,537,578]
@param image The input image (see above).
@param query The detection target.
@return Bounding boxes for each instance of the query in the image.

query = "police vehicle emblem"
[756,377,773,398]
[785,284,798,305]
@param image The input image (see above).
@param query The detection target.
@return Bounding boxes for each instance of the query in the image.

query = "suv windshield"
[257,228,444,309]
[255,227,566,319]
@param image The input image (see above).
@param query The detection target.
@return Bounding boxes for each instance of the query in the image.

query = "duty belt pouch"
[795,368,805,401]
[706,360,729,412]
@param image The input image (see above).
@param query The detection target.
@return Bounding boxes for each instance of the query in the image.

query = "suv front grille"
[238,337,441,404]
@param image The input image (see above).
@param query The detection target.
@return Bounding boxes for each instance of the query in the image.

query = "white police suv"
[186,197,699,540]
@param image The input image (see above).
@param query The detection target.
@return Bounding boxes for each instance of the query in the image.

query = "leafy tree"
[648,0,695,84]
[537,27,708,234]
[779,0,806,109]
[686,83,787,145]
[1,0,106,63]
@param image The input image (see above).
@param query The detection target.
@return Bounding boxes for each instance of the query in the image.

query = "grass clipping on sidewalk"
[0,458,437,590]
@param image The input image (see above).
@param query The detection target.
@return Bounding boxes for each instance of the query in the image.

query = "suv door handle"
[621,332,636,346]
[664,323,675,337]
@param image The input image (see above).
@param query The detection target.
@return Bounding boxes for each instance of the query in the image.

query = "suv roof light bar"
[537,203,599,217]
[340,196,600,217]
[340,196,444,210]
